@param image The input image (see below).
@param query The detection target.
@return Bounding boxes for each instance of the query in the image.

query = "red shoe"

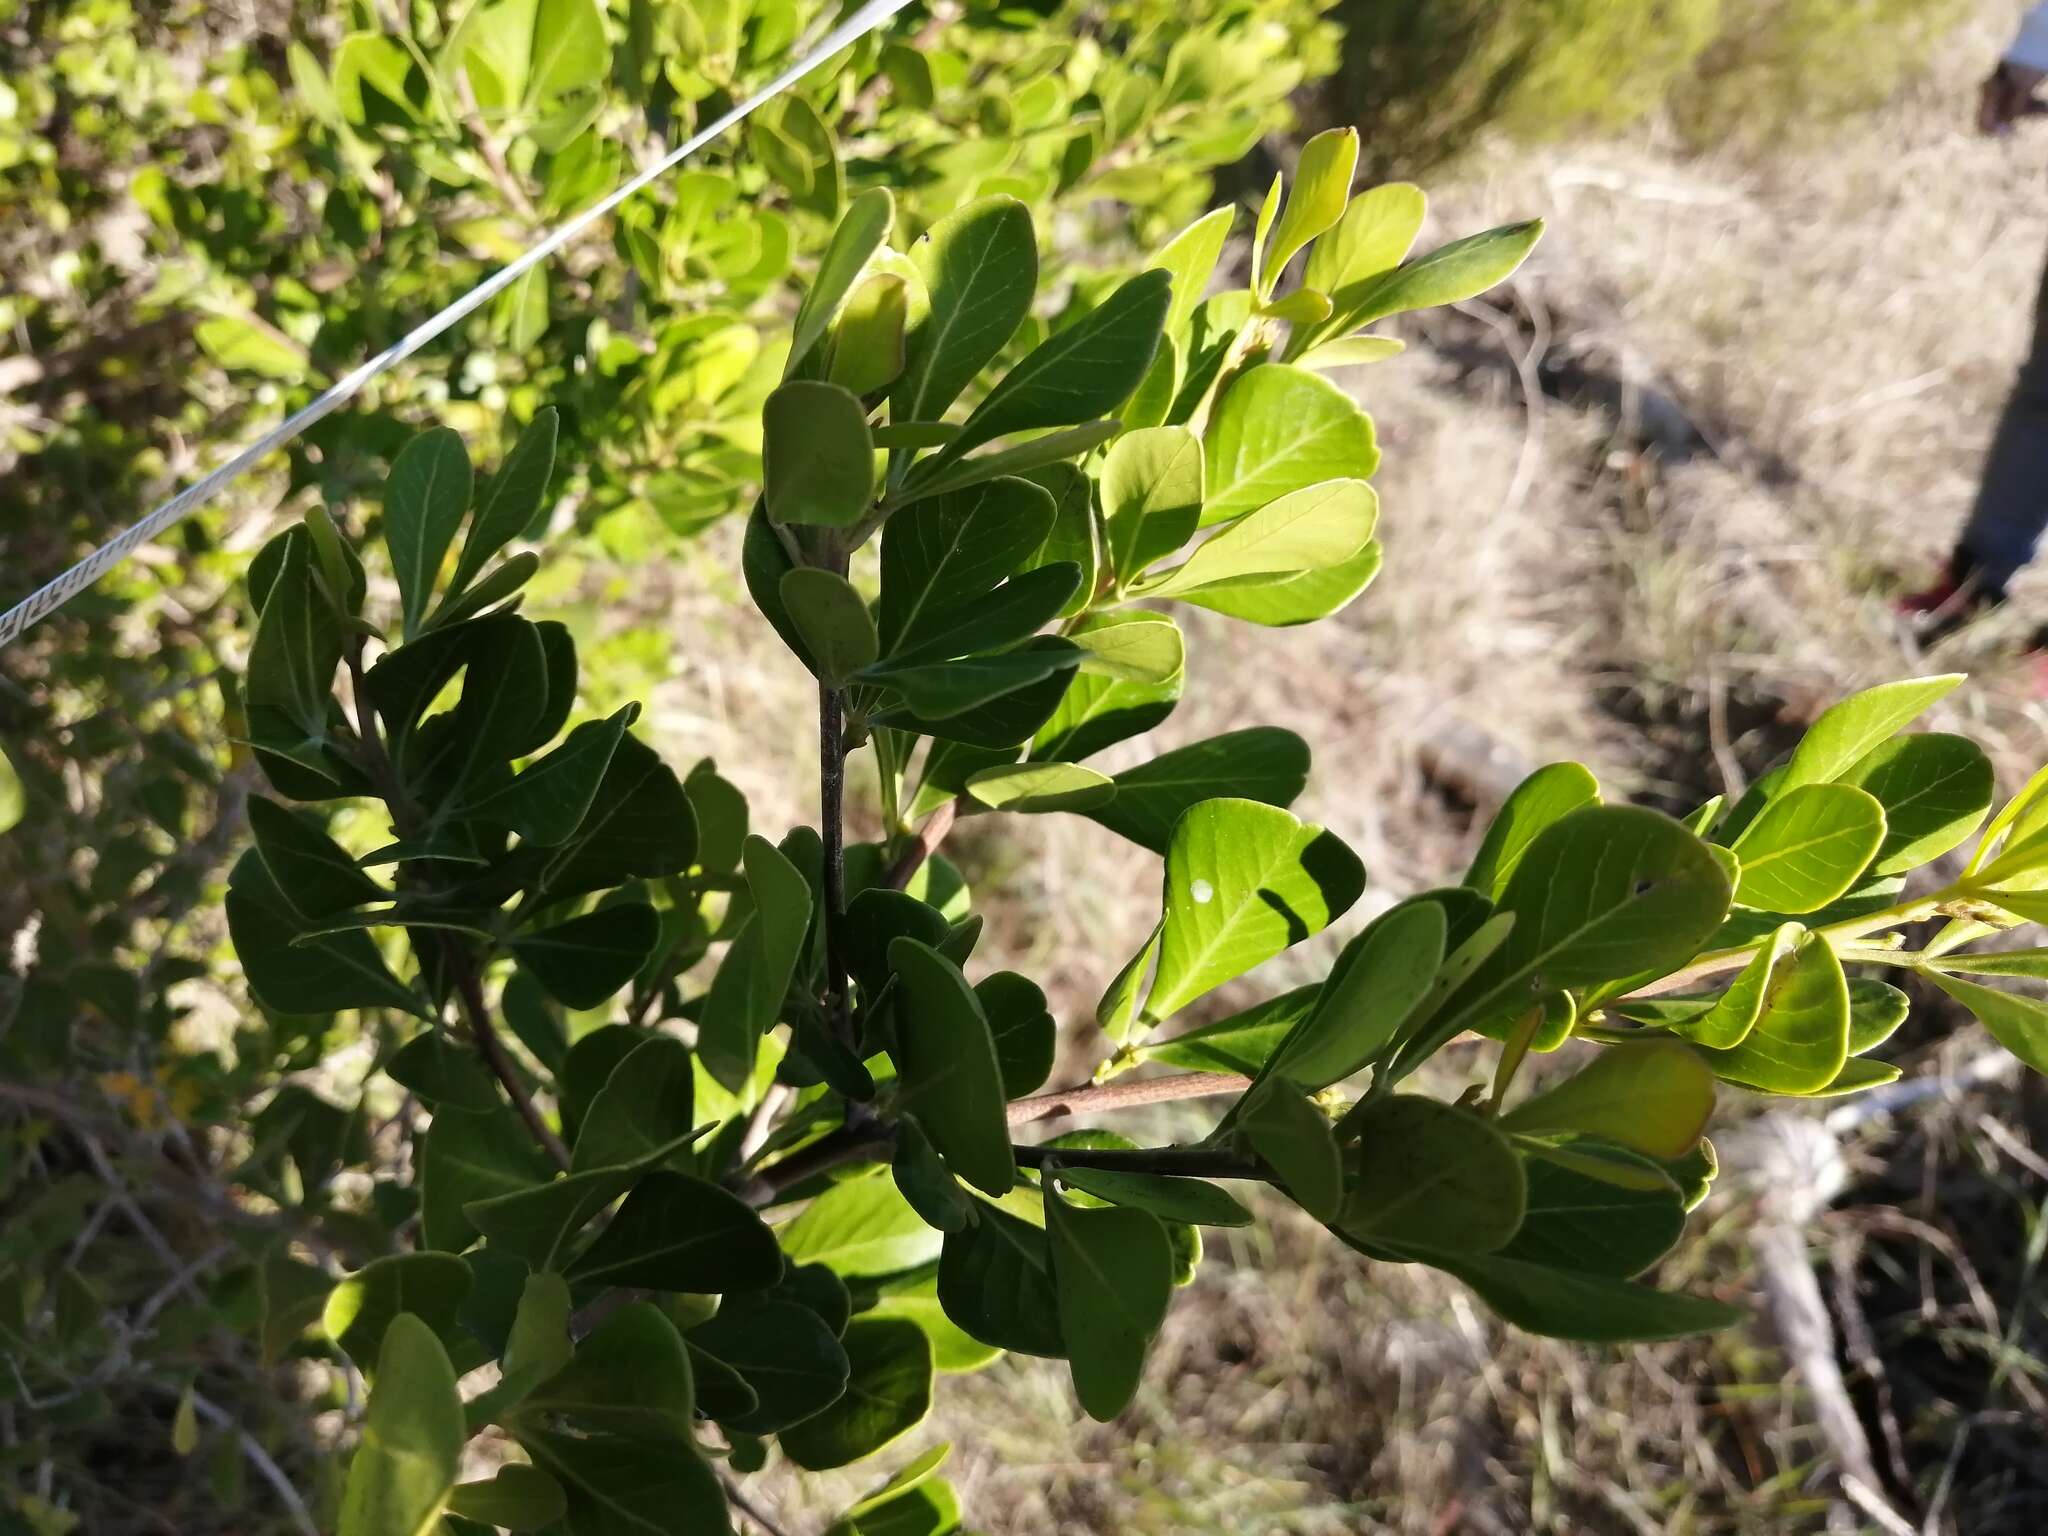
[1896,572,1965,617]
[1896,554,1988,644]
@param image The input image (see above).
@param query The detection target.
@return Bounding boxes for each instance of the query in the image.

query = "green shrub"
[1328,0,1969,174]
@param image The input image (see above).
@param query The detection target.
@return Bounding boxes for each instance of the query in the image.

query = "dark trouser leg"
[1960,240,2048,599]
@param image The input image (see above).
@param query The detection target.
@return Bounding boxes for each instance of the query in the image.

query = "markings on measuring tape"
[0,0,915,651]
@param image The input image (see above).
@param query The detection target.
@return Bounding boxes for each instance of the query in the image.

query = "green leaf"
[337,1315,463,1536]
[224,852,428,1019]
[780,569,879,686]
[1144,479,1376,597]
[1336,220,1544,332]
[565,1171,781,1291]
[688,1296,851,1433]
[1296,335,1407,369]
[1248,173,1283,299]
[1096,920,1162,1048]
[511,903,660,1010]
[1651,921,1802,1050]
[569,1034,694,1173]
[1143,798,1365,1020]
[539,733,700,901]
[873,639,1079,749]
[1175,537,1384,627]
[1779,675,1964,794]
[1501,1147,1685,1278]
[780,1318,935,1469]
[887,939,1015,1196]
[937,1193,1064,1356]
[246,527,344,738]
[893,196,1037,423]
[1924,948,2048,979]
[195,312,310,379]
[897,420,1122,503]
[779,1170,945,1278]
[869,562,1080,671]
[790,187,896,376]
[1730,783,1885,915]
[1813,1057,1905,1097]
[421,1105,553,1252]
[518,1427,728,1535]
[1848,978,1911,1053]
[1302,182,1426,322]
[978,971,1055,1098]
[525,1302,697,1442]
[1337,1096,1524,1252]
[1238,1083,1342,1221]
[1029,615,1184,762]
[1412,807,1731,1062]
[383,428,474,638]
[1838,732,1993,876]
[465,1166,635,1269]
[323,1252,472,1367]
[1921,970,2048,1077]
[447,1465,566,1531]
[893,1115,975,1233]
[1462,763,1602,900]
[431,618,552,786]
[1045,1188,1172,1420]
[1101,426,1204,584]
[451,410,558,595]
[1057,1168,1253,1228]
[454,707,633,845]
[1148,206,1234,345]
[1421,1249,1742,1342]
[1138,985,1318,1076]
[878,477,1055,657]
[1500,1040,1716,1157]
[764,381,875,527]
[829,271,912,396]
[965,761,1113,814]
[248,797,384,918]
[698,834,815,1090]
[941,268,1169,459]
[0,745,22,835]
[1270,900,1446,1088]
[1262,128,1357,298]
[464,1271,573,1429]
[871,644,1081,719]
[1069,614,1182,691]
[385,1033,498,1112]
[1202,364,1379,526]
[1087,728,1310,854]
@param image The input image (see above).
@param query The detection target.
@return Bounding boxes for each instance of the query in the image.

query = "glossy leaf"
[778,1170,945,1279]
[1730,783,1885,914]
[1088,728,1311,855]
[965,761,1114,814]
[566,1171,781,1292]
[1144,479,1376,597]
[790,187,896,376]
[1695,930,1850,1094]
[894,196,1038,423]
[1922,970,2048,1076]
[1262,128,1357,296]
[1501,1147,1685,1278]
[1838,731,1993,876]
[1238,1083,1342,1221]
[1337,220,1544,332]
[1101,426,1204,583]
[1462,763,1601,900]
[688,1296,850,1433]
[1778,674,1963,793]
[1138,985,1318,1076]
[1201,365,1379,526]
[1144,798,1363,1020]
[1302,182,1426,321]
[1270,900,1445,1088]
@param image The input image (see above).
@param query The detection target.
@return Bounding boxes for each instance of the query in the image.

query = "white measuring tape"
[0,0,915,651]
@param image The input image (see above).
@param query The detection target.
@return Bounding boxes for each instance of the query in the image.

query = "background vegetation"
[5,0,2047,1532]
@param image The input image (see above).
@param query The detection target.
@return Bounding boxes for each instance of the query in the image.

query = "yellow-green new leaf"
[1143,480,1376,598]
[337,1314,463,1536]
[1779,674,1963,793]
[965,762,1114,814]
[1499,1040,1715,1159]
[1338,220,1544,332]
[1730,783,1885,914]
[1101,426,1204,583]
[1261,128,1358,298]
[790,187,896,377]
[1201,365,1379,526]
[1302,182,1427,319]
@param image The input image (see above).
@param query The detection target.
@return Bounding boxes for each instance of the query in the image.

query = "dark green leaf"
[689,1296,850,1434]
[937,1195,1064,1357]
[781,569,879,685]
[421,1105,554,1251]
[1337,1096,1522,1252]
[888,939,1015,1197]
[512,903,660,1010]
[764,381,875,527]
[569,1034,695,1173]
[465,1167,635,1269]
[564,1171,781,1291]
[322,1252,472,1367]
[540,733,699,901]
[892,1115,974,1233]
[698,834,813,1090]
[386,1032,499,1112]
[877,477,1055,657]
[526,1302,696,1441]
[1922,970,2048,1077]
[451,409,558,594]
[447,1465,566,1531]
[1086,728,1309,854]
[1501,1146,1684,1278]
[978,971,1055,1097]
[1838,731,1993,876]
[225,851,428,1019]
[1238,1083,1341,1221]
[780,1318,935,1469]
[1045,1189,1172,1420]
[1420,1248,1742,1342]
[384,428,474,637]
[518,1426,729,1535]
[454,707,633,845]
[1139,985,1318,1075]
[1269,900,1445,1088]
[1057,1168,1253,1228]
[893,196,1037,423]
[247,797,383,918]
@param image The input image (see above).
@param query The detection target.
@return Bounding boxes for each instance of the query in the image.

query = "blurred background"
[4,0,2048,1531]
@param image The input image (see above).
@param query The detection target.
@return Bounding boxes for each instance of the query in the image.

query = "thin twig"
[186,1390,319,1536]
[819,679,854,1054]
[1016,1141,1269,1181]
[448,943,570,1172]
[736,1121,897,1206]
[885,798,956,890]
[1005,1070,1250,1127]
